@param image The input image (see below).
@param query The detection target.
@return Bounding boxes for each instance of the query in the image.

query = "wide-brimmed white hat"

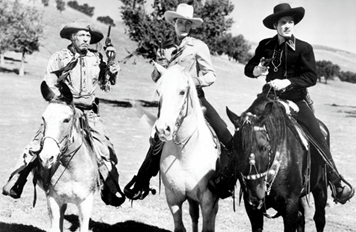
[164,3,203,28]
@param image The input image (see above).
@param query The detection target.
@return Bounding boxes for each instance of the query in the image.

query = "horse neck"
[60,118,91,165]
[174,89,206,145]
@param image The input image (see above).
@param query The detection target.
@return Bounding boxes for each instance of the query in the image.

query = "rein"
[171,82,194,146]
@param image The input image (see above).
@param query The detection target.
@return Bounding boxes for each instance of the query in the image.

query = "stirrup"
[124,175,156,201]
[2,173,28,199]
[330,176,355,204]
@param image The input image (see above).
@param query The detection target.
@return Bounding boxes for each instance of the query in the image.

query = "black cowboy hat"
[60,21,104,44]
[263,3,305,30]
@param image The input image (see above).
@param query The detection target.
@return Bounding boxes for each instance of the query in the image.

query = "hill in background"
[4,1,356,78]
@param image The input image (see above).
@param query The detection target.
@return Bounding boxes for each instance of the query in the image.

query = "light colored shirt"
[44,47,101,106]
[153,36,216,87]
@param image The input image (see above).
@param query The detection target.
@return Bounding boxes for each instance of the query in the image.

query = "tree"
[0,0,12,65]
[55,0,65,12]
[97,16,116,27]
[120,0,236,60]
[0,0,43,76]
[315,60,340,84]
[67,1,94,17]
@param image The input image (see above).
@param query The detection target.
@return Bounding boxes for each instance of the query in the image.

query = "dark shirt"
[245,35,317,102]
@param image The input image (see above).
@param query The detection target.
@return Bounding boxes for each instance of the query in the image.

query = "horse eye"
[63,118,70,123]
[179,90,185,95]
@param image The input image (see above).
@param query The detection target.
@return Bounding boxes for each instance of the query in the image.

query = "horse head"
[39,81,75,169]
[154,64,201,143]
[227,99,286,209]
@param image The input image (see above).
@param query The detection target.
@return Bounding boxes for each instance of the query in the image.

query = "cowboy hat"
[263,3,305,30]
[164,3,203,29]
[60,21,104,44]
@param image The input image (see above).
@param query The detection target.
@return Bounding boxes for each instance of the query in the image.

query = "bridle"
[40,102,82,162]
[171,84,191,145]
[239,113,281,197]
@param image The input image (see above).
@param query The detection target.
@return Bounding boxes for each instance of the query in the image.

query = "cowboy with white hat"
[3,20,126,207]
[244,3,354,204]
[124,3,235,200]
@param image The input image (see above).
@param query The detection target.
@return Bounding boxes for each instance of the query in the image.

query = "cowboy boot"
[124,134,162,200]
[208,139,238,199]
[3,155,39,199]
[327,168,355,204]
[98,160,126,207]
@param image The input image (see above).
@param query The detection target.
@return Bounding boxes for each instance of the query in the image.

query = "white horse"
[35,81,99,232]
[155,64,220,232]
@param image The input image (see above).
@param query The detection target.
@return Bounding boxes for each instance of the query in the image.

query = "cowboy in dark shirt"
[244,3,354,204]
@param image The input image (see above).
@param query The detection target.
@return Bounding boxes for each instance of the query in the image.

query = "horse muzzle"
[155,123,173,142]
[246,180,266,210]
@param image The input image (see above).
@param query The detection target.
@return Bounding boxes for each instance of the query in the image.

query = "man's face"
[275,16,295,38]
[72,30,91,53]
[174,18,192,37]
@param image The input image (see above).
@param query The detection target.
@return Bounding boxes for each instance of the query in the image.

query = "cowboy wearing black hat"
[244,3,354,204]
[2,21,125,207]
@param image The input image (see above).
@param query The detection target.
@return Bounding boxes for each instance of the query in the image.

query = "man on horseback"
[3,21,125,207]
[243,3,354,204]
[124,3,236,200]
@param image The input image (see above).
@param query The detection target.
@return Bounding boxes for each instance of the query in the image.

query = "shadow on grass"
[98,97,159,108]
[0,67,19,74]
[66,214,170,232]
[0,216,170,232]
[0,222,45,232]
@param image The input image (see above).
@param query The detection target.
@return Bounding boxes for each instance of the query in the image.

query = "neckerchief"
[51,45,85,83]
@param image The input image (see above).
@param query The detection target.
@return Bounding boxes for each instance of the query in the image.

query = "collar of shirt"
[267,35,296,52]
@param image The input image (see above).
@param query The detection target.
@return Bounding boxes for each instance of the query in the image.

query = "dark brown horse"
[227,95,328,232]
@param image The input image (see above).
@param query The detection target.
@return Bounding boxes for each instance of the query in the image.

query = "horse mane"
[257,101,287,152]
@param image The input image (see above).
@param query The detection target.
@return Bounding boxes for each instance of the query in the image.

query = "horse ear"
[56,81,73,105]
[226,107,241,128]
[152,61,167,76]
[41,81,56,102]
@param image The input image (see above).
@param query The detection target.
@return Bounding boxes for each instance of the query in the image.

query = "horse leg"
[297,198,306,232]
[187,199,199,232]
[283,198,300,232]
[77,192,94,232]
[244,197,264,232]
[165,188,186,232]
[200,192,218,232]
[47,196,64,232]
[312,183,327,232]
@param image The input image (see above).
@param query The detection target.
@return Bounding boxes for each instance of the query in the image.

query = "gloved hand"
[253,57,270,77]
[156,48,168,68]
[268,79,291,91]
[105,46,116,63]
[109,62,120,74]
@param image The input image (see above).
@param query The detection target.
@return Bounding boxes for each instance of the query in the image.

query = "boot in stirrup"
[328,171,355,204]
[3,155,39,199]
[124,135,162,200]
[98,161,126,207]
[208,140,237,199]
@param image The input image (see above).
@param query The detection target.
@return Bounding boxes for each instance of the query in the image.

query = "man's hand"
[253,57,270,76]
[105,46,116,63]
[156,49,168,67]
[109,62,120,74]
[268,79,291,91]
